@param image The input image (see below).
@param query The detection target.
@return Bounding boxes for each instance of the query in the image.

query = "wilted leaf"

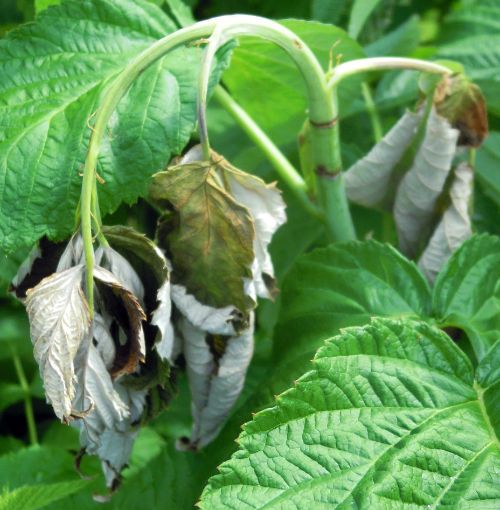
[150,152,255,315]
[25,265,90,421]
[179,313,254,449]
[10,238,66,300]
[394,107,459,257]
[434,73,488,147]
[152,280,176,363]
[93,266,146,379]
[101,247,145,306]
[56,234,84,272]
[419,162,473,283]
[345,110,422,208]
[223,159,286,300]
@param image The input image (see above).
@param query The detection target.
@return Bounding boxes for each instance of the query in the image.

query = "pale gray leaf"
[419,162,473,283]
[225,166,286,300]
[101,247,145,305]
[180,314,254,448]
[394,108,459,257]
[25,265,90,421]
[152,279,176,363]
[56,234,84,272]
[345,110,422,208]
[171,283,240,335]
[93,313,116,369]
[10,244,41,300]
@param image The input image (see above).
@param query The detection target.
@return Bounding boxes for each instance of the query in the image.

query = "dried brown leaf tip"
[434,73,488,147]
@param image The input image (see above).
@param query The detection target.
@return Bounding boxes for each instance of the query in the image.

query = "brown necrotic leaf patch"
[150,160,255,314]
[93,266,146,379]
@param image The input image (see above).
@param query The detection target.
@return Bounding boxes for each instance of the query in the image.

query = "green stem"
[328,57,451,90]
[12,352,38,446]
[314,87,356,241]
[361,82,383,143]
[213,86,323,220]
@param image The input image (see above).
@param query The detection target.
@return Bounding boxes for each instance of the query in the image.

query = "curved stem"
[81,15,341,312]
[213,86,323,220]
[328,57,451,90]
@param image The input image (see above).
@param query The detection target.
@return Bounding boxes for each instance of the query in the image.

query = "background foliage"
[0,0,499,508]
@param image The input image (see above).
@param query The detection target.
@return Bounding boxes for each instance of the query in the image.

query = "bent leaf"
[93,266,146,379]
[344,110,422,208]
[201,318,500,509]
[25,265,90,421]
[433,234,500,361]
[150,155,255,315]
[419,162,473,283]
[179,314,254,449]
[394,107,459,257]
[222,159,287,300]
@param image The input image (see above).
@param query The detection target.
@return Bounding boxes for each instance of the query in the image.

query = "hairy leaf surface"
[25,265,90,421]
[201,318,500,509]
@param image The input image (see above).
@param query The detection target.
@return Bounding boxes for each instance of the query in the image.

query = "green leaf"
[0,0,230,253]
[150,157,255,313]
[433,234,500,361]
[34,0,60,13]
[348,0,381,40]
[222,20,365,143]
[0,480,90,510]
[274,240,431,369]
[201,318,500,509]
[365,15,420,57]
[476,131,500,208]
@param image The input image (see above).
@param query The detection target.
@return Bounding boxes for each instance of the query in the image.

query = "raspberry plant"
[0,0,498,508]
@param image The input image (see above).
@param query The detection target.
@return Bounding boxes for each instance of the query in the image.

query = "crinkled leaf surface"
[394,108,459,257]
[0,0,231,253]
[25,265,90,421]
[201,318,500,509]
[433,234,500,361]
[150,161,255,313]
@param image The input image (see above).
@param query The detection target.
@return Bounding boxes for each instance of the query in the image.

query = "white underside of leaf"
[57,234,84,272]
[101,247,145,305]
[227,173,286,300]
[93,313,116,369]
[152,279,176,363]
[180,313,255,448]
[25,265,90,421]
[394,107,459,257]
[171,283,239,335]
[345,110,422,208]
[419,162,473,283]
[10,244,41,300]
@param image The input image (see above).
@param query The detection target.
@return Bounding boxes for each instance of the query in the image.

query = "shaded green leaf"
[433,234,500,361]
[222,20,365,143]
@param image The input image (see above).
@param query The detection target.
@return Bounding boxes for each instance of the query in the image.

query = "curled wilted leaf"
[171,282,246,336]
[57,234,84,272]
[25,265,90,421]
[345,110,422,208]
[150,147,255,316]
[394,107,459,257]
[151,279,176,363]
[419,162,473,283]
[179,313,254,449]
[94,266,146,379]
